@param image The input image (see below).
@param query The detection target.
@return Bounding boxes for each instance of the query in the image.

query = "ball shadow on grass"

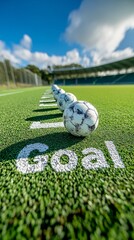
[25,113,62,122]
[0,132,83,162]
[33,108,58,112]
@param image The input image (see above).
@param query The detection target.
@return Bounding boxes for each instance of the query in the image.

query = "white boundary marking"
[39,103,57,107]
[30,121,64,129]
[40,100,56,103]
[41,96,53,99]
[0,91,24,97]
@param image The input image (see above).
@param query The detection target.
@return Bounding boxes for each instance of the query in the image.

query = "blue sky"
[0,0,134,68]
[0,0,81,54]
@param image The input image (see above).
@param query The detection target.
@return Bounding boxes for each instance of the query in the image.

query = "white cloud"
[20,34,32,49]
[65,0,134,64]
[0,49,21,64]
[91,48,134,66]
[0,35,90,68]
[0,40,20,64]
[13,46,32,61]
[81,55,90,66]
[30,49,87,68]
[65,49,80,63]
[61,49,80,66]
[0,40,5,50]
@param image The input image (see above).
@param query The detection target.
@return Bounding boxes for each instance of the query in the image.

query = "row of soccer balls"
[51,84,99,137]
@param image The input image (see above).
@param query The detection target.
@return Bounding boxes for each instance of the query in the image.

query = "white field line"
[30,121,64,129]
[41,96,53,99]
[30,90,60,130]
[0,91,24,97]
[39,103,57,107]
[40,100,56,103]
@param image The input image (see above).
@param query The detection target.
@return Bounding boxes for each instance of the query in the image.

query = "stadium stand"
[64,78,76,85]
[53,56,134,85]
[54,72,134,85]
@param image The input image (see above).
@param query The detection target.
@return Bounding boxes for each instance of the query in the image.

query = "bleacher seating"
[65,79,76,85]
[54,79,64,85]
[113,73,134,84]
[54,72,134,85]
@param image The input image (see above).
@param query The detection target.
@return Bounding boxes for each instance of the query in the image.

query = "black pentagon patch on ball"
[75,124,81,132]
[64,95,68,102]
[77,109,83,114]
[88,124,95,131]
[69,104,75,112]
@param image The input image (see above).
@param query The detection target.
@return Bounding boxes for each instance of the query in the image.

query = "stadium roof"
[52,56,134,77]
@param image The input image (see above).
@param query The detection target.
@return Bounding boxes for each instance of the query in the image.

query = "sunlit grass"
[0,85,134,240]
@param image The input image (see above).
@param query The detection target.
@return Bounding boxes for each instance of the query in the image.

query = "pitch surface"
[0,85,134,239]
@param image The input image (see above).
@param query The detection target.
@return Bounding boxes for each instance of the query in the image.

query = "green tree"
[25,64,41,76]
[40,69,53,85]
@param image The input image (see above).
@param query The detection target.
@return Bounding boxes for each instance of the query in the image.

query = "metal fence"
[0,60,43,87]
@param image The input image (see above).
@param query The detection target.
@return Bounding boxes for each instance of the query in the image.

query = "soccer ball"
[51,84,59,90]
[51,84,59,92]
[53,88,65,100]
[63,101,99,137]
[51,84,59,94]
[57,92,77,112]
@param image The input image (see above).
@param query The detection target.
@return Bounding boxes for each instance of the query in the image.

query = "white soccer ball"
[51,84,59,93]
[57,92,77,112]
[63,101,99,137]
[53,88,65,100]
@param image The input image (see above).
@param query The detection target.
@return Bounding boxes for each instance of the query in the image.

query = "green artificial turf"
[0,85,134,240]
